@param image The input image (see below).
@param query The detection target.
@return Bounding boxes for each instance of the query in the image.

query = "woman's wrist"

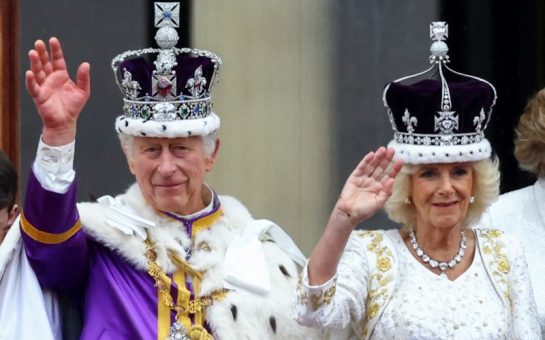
[329,206,357,233]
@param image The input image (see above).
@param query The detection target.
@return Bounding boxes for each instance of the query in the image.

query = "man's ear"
[205,138,221,172]
[8,204,19,225]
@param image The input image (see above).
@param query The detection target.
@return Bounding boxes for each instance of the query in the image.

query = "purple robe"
[21,171,216,339]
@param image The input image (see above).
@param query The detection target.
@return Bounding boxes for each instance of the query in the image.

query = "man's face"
[0,205,19,244]
[127,136,218,215]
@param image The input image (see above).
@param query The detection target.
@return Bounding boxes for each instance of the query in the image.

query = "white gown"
[293,229,541,340]
[478,178,545,337]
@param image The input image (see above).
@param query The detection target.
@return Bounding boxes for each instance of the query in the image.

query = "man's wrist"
[42,126,76,147]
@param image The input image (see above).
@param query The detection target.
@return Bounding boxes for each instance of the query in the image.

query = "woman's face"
[409,162,474,231]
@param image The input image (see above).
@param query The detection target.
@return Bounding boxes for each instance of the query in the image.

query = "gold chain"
[144,238,229,315]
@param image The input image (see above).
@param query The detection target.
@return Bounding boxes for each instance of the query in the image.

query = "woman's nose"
[438,175,454,195]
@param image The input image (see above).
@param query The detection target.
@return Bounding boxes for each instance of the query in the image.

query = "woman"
[293,22,540,339]
[479,88,545,336]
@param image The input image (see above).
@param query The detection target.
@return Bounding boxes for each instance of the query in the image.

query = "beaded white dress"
[478,178,545,337]
[293,229,541,339]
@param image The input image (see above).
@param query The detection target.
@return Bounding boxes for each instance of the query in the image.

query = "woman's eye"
[419,170,436,178]
[453,168,468,176]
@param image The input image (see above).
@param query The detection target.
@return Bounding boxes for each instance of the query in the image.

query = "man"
[21,3,321,339]
[0,151,61,339]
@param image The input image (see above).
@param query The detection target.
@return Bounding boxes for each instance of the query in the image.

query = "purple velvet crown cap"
[114,52,218,99]
[385,78,495,136]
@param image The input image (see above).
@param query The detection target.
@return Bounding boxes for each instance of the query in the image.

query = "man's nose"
[158,151,177,176]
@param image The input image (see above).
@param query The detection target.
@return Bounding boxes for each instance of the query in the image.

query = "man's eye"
[144,147,160,153]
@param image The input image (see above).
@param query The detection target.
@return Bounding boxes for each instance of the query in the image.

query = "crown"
[111,2,222,138]
[383,22,497,164]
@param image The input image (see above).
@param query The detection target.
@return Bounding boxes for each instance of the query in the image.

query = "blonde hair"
[514,88,545,178]
[384,159,500,228]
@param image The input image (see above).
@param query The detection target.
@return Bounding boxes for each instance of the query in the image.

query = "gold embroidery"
[309,285,337,311]
[296,270,337,311]
[478,229,511,301]
[296,273,308,305]
[366,303,379,319]
[484,229,502,238]
[497,256,510,274]
[377,257,391,272]
[356,230,394,338]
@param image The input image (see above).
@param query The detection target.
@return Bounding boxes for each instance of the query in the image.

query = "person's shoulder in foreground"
[0,150,61,340]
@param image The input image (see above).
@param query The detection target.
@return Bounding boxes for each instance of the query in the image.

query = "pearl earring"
[469,196,475,204]
[404,197,411,205]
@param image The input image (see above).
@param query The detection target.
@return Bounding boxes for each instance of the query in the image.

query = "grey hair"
[118,130,219,158]
[384,158,500,228]
[202,130,219,156]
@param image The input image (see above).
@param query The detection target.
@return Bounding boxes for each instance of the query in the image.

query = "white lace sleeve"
[32,138,76,194]
[508,235,541,339]
[293,235,369,330]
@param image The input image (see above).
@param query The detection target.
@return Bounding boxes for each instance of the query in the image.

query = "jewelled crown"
[383,22,497,164]
[112,2,222,138]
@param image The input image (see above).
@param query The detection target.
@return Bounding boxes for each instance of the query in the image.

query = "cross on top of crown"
[155,2,180,28]
[430,22,448,42]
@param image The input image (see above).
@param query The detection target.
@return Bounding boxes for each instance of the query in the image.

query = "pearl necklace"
[409,229,467,272]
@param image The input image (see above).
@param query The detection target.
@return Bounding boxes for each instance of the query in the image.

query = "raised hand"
[25,37,91,146]
[335,147,404,227]
[307,147,403,285]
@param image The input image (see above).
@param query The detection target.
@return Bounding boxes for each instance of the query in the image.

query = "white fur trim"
[115,112,220,138]
[206,241,323,339]
[77,184,321,338]
[78,184,190,273]
[77,184,257,275]
[388,138,492,164]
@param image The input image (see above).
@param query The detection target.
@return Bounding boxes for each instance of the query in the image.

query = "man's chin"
[156,200,185,212]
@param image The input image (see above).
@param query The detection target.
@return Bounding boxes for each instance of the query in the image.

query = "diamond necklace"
[408,229,467,272]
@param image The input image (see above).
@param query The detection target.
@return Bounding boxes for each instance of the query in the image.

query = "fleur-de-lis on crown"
[473,108,486,133]
[186,66,207,99]
[402,109,418,134]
